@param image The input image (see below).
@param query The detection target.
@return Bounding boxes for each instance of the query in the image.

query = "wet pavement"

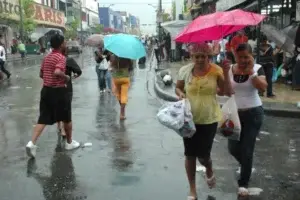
[0,51,299,200]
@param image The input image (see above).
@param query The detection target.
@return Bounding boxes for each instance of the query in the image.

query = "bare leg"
[198,157,215,188]
[185,156,197,198]
[31,124,46,144]
[120,104,126,120]
[57,122,66,136]
[63,121,72,144]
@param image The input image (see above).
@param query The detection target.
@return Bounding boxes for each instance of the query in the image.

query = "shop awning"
[161,20,191,39]
[243,1,258,11]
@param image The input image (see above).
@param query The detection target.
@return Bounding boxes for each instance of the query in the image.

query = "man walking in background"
[0,42,11,79]
[26,34,80,158]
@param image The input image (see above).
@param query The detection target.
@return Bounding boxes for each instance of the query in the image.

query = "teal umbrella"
[104,34,146,60]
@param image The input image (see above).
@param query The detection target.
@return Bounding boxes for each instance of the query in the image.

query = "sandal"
[206,175,216,189]
[238,187,249,196]
[187,196,197,200]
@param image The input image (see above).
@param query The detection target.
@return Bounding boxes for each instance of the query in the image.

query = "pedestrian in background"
[230,30,248,58]
[154,39,160,63]
[26,34,80,158]
[95,47,109,93]
[110,54,133,120]
[18,41,26,61]
[226,43,267,197]
[103,50,112,93]
[57,48,82,138]
[175,43,232,200]
[259,35,275,98]
[0,42,11,79]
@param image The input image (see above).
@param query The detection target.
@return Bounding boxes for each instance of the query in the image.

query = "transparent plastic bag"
[157,99,196,138]
[218,96,241,140]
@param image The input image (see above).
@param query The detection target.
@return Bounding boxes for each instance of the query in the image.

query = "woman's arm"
[67,58,82,77]
[251,75,267,92]
[217,72,233,96]
[217,62,233,96]
[175,80,186,99]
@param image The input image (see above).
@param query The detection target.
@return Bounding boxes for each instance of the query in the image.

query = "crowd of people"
[25,33,134,158]
[175,40,267,198]
[15,28,285,199]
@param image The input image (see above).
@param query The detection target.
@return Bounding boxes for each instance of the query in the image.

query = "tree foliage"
[65,18,80,40]
[162,12,171,22]
[93,24,104,34]
[21,0,37,37]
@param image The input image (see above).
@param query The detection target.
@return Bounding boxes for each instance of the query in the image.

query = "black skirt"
[37,86,72,125]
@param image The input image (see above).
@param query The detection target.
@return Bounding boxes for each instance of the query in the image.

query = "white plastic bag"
[157,99,196,138]
[218,96,241,140]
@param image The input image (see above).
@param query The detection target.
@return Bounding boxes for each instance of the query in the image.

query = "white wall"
[89,12,99,27]
[83,0,98,14]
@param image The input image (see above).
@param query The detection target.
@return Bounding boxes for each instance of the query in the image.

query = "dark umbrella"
[261,24,295,54]
[282,23,299,44]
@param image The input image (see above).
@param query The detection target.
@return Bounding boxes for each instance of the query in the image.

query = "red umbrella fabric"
[175,9,266,43]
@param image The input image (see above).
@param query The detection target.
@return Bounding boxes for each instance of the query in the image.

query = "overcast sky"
[98,0,172,35]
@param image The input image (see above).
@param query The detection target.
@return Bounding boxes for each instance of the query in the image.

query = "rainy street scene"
[1,0,300,200]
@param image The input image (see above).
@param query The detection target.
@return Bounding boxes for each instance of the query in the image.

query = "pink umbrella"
[175,9,266,43]
[85,34,104,47]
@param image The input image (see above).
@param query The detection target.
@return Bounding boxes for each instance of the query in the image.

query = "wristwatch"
[250,72,258,79]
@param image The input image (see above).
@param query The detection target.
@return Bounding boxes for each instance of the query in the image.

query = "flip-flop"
[238,187,249,196]
[120,116,126,120]
[206,175,216,189]
[187,196,197,200]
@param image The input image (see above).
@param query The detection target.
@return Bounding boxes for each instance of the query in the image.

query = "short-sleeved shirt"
[230,35,248,51]
[230,64,265,109]
[18,43,26,52]
[178,63,223,125]
[40,50,66,87]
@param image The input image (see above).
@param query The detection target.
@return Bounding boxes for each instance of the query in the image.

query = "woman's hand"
[221,59,231,74]
[178,92,186,100]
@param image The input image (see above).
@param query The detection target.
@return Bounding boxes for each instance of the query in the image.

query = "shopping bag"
[157,99,196,138]
[272,67,277,82]
[218,96,241,140]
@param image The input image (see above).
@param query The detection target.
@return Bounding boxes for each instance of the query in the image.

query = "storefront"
[0,0,65,51]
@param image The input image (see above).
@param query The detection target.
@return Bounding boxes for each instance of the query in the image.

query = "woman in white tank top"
[226,43,267,197]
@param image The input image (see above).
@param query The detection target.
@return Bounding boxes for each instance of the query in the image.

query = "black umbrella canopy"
[282,23,299,45]
[261,24,295,54]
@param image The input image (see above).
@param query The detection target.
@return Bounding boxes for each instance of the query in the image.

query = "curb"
[154,72,178,102]
[154,70,300,118]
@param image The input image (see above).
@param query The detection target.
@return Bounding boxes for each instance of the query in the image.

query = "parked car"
[66,41,82,54]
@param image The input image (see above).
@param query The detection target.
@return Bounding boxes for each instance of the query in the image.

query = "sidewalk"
[154,61,300,117]
[6,54,44,63]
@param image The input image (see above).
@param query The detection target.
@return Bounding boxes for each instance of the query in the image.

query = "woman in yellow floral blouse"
[175,43,232,200]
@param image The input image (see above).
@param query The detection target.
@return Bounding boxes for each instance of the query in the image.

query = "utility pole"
[19,0,24,41]
[256,0,262,63]
[158,0,162,42]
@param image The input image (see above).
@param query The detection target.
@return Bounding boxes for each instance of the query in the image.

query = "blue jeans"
[106,70,112,90]
[96,67,107,90]
[228,106,264,187]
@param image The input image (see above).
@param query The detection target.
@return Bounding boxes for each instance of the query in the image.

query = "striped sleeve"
[55,55,66,71]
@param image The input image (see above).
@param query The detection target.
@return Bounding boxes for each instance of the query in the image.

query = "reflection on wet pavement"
[0,52,299,200]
